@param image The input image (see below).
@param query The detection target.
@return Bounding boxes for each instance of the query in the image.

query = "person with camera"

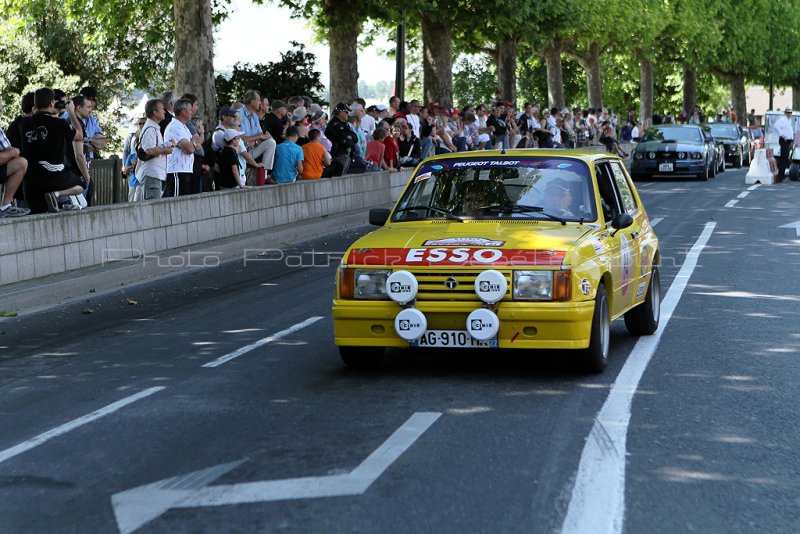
[137,98,175,200]
[325,103,358,176]
[17,88,86,213]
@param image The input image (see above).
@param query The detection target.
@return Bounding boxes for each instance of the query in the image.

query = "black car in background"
[706,122,750,168]
[631,124,721,180]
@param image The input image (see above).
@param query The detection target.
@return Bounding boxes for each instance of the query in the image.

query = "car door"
[594,160,640,316]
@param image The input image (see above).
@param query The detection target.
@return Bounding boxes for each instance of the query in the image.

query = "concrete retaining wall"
[0,170,412,287]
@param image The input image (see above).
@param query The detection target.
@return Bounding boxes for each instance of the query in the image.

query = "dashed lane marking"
[202,316,324,368]
[0,387,165,465]
[725,199,738,208]
[650,217,663,227]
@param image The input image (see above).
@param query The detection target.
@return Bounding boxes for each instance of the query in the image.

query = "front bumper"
[631,158,706,177]
[332,300,595,350]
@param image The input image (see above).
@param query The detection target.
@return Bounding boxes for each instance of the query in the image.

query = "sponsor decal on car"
[636,281,647,298]
[422,237,505,247]
[414,172,432,183]
[592,239,605,254]
[580,278,592,295]
[619,233,632,296]
[347,247,566,266]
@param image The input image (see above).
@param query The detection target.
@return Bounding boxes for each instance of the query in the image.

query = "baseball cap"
[785,107,792,113]
[310,109,325,122]
[219,106,236,118]
[333,102,351,114]
[292,106,308,122]
[375,104,388,111]
[80,86,98,99]
[223,128,242,142]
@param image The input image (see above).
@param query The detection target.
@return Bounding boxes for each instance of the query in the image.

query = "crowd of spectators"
[6,83,740,218]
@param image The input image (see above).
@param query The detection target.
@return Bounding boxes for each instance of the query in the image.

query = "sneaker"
[44,192,60,213]
[0,205,30,217]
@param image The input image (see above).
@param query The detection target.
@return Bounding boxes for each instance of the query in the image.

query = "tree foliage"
[215,42,326,106]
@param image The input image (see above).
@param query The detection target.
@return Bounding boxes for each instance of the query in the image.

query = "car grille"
[409,268,512,301]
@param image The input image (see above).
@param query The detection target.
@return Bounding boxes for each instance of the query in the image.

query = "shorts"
[23,170,85,214]
[143,175,164,200]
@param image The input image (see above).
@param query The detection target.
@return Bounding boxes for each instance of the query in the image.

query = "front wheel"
[582,285,610,373]
[789,162,800,181]
[698,163,709,181]
[718,153,726,173]
[624,268,661,335]
[339,346,384,369]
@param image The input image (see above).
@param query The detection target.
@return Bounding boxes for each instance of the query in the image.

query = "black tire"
[789,162,800,182]
[718,153,726,173]
[624,268,661,335]
[582,284,610,373]
[734,149,743,169]
[709,157,717,177]
[698,163,709,181]
[339,346,384,369]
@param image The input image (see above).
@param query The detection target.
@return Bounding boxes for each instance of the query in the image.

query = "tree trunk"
[793,79,800,111]
[637,49,653,125]
[729,74,747,126]
[421,12,453,107]
[326,0,360,107]
[585,41,602,109]
[497,36,517,104]
[173,0,216,124]
[682,65,697,116]
[543,42,564,110]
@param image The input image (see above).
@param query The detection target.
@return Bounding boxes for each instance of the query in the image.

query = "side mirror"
[610,213,634,236]
[369,208,391,226]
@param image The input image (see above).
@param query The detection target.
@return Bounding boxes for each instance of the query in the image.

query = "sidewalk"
[0,206,382,318]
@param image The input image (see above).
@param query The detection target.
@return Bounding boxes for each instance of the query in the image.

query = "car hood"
[636,140,704,152]
[344,221,595,267]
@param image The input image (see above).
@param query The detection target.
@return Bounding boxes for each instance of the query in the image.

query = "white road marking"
[778,221,800,236]
[650,217,663,227]
[202,316,323,368]
[561,222,716,534]
[737,191,750,199]
[112,412,441,534]
[725,199,738,208]
[0,387,165,465]
[747,183,762,191]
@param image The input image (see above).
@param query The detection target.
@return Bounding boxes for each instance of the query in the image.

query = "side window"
[610,162,638,214]
[594,162,623,222]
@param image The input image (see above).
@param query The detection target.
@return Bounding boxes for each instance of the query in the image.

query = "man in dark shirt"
[159,91,175,135]
[19,88,86,213]
[325,103,357,176]
[486,103,507,149]
[262,99,288,145]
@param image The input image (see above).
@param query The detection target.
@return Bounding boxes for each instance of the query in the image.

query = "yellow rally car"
[333,150,660,372]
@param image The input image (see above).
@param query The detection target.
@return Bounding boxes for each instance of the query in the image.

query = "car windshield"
[392,156,598,223]
[750,128,763,139]
[708,124,739,138]
[641,126,703,143]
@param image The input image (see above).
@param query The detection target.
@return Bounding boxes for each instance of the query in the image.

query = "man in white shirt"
[774,107,794,181]
[164,98,199,197]
[406,100,422,138]
[138,99,174,200]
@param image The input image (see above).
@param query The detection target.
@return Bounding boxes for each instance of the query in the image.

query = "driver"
[543,178,574,217]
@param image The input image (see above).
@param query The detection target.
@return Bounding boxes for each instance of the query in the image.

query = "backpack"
[202,127,224,169]
[136,125,158,161]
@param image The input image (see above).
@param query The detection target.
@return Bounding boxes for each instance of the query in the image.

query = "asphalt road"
[1,165,799,533]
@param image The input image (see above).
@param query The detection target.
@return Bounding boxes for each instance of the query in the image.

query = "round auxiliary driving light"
[466,308,500,341]
[386,270,418,305]
[394,308,427,342]
[474,270,508,305]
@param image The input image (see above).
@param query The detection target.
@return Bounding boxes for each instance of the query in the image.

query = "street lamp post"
[395,23,405,101]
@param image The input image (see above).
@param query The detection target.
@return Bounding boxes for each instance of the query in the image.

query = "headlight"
[355,269,390,299]
[634,152,644,160]
[512,270,571,301]
[678,152,686,159]
[691,152,702,159]
[648,152,656,159]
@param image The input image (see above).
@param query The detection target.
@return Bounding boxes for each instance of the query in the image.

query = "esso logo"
[405,247,504,264]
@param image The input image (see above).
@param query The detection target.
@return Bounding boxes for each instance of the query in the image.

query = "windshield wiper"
[487,203,567,225]
[393,206,464,222]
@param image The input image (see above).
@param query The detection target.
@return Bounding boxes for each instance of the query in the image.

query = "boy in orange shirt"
[300,128,331,179]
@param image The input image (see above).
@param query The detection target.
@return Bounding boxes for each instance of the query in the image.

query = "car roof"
[421,148,621,165]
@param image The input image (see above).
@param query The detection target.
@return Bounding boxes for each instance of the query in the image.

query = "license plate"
[659,163,673,172]
[411,330,498,348]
